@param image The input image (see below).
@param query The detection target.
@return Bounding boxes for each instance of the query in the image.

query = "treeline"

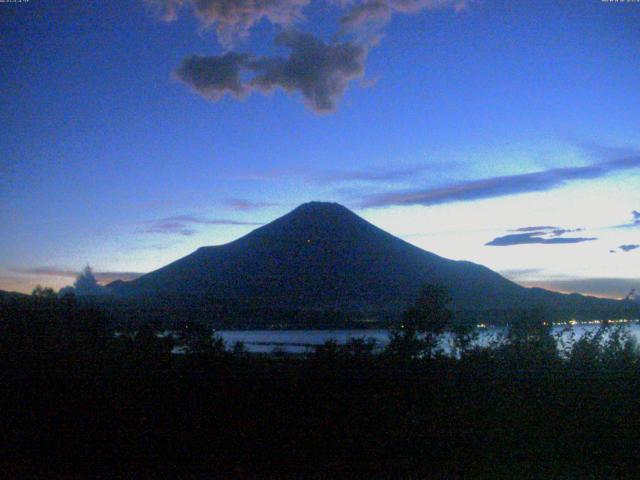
[1,289,640,476]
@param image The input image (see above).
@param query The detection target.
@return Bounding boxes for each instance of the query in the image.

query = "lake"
[216,320,639,354]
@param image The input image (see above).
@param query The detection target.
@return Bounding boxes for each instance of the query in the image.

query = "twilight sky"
[1,0,639,297]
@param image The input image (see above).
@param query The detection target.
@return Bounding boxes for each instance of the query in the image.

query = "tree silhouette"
[450,319,478,358]
[32,285,57,299]
[502,308,558,365]
[74,265,104,296]
[387,284,452,359]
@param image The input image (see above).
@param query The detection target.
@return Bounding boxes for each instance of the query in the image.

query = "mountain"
[110,202,631,322]
[0,290,29,301]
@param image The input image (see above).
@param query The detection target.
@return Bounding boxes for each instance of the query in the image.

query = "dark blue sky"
[1,0,639,296]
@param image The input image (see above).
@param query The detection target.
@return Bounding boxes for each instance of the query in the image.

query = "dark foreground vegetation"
[2,289,640,477]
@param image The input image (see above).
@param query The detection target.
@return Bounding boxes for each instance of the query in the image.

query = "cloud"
[340,1,392,34]
[223,199,278,210]
[510,226,559,232]
[151,0,472,111]
[548,228,584,237]
[616,210,640,229]
[149,0,467,46]
[387,0,471,14]
[519,278,640,300]
[618,244,640,253]
[253,30,368,112]
[147,0,309,46]
[499,268,544,280]
[340,0,468,36]
[142,220,196,236]
[176,31,368,112]
[141,214,264,236]
[321,165,426,184]
[486,226,596,247]
[175,52,250,100]
[507,226,584,237]
[358,155,640,208]
[486,233,596,247]
[10,267,144,284]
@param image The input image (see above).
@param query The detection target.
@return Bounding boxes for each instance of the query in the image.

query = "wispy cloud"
[141,214,264,236]
[10,267,144,284]
[357,155,640,208]
[486,226,596,247]
[321,166,427,184]
[519,277,640,300]
[227,165,434,186]
[499,268,544,280]
[510,226,559,233]
[509,226,585,237]
[615,210,640,229]
[612,244,640,253]
[223,199,278,210]
[340,1,393,36]
[340,0,469,38]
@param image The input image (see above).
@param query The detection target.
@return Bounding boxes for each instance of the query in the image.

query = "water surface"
[217,321,639,354]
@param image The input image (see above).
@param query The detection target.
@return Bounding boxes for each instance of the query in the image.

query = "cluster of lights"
[557,319,633,326]
[471,319,638,329]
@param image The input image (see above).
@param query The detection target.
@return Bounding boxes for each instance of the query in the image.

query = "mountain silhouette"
[110,202,628,320]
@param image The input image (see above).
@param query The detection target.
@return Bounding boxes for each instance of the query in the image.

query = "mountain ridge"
[110,202,632,321]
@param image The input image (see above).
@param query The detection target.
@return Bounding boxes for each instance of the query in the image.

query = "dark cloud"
[10,267,144,284]
[634,210,640,224]
[151,0,472,111]
[250,30,368,112]
[175,52,249,100]
[486,226,596,247]
[340,1,392,34]
[486,232,596,247]
[175,31,367,112]
[358,155,640,208]
[147,0,309,46]
[142,214,264,236]
[618,244,639,252]
[149,0,466,46]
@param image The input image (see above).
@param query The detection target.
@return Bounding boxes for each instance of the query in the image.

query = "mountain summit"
[111,202,626,320]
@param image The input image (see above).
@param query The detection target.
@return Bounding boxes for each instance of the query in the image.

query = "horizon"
[0,201,633,300]
[2,1,639,298]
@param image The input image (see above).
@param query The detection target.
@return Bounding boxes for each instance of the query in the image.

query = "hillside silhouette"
[108,202,630,322]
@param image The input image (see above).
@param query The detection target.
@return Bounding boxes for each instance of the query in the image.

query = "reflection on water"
[217,322,640,354]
